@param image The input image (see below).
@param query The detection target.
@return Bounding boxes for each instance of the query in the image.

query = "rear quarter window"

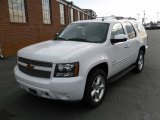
[134,22,146,36]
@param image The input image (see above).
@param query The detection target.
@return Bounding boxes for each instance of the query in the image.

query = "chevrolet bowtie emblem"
[26,64,34,70]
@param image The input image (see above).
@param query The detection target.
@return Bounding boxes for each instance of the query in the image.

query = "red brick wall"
[0,0,91,57]
[74,10,78,21]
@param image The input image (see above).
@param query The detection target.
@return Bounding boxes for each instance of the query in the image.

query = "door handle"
[137,40,141,44]
[124,44,130,49]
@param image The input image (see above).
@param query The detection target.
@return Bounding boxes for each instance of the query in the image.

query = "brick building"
[0,0,96,58]
[83,9,97,19]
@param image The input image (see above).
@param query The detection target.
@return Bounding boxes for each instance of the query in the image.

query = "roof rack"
[96,16,136,21]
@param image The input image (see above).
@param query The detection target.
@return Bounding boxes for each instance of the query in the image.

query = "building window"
[83,14,84,20]
[59,4,65,25]
[70,8,74,23]
[42,0,51,24]
[8,0,26,23]
[86,15,88,19]
[78,11,80,20]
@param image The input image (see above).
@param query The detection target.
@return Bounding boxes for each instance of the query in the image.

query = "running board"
[108,65,136,83]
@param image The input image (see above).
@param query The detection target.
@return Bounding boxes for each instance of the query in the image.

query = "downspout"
[0,43,3,59]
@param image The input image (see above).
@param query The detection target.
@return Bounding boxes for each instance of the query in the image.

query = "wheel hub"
[91,75,105,102]
[138,54,144,70]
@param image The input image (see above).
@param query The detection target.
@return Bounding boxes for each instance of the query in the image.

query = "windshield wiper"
[54,37,94,43]
[54,37,67,40]
[68,38,89,42]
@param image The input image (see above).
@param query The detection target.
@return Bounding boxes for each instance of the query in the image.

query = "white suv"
[14,17,148,107]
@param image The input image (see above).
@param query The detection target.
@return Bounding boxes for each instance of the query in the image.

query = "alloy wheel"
[91,75,105,102]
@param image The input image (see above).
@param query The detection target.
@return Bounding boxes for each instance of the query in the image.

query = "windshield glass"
[54,23,110,43]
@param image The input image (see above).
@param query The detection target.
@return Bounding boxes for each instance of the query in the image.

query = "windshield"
[54,23,110,43]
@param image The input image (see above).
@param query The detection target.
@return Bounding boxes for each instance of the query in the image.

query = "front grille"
[19,64,51,78]
[18,57,52,68]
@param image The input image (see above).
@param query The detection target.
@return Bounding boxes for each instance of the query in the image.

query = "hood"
[18,40,96,63]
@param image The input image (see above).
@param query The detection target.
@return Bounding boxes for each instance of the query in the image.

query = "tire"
[133,50,144,73]
[83,69,107,107]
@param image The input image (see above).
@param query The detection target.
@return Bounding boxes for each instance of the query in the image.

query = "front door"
[109,23,130,76]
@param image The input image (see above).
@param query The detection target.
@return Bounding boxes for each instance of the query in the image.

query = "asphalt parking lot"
[0,30,160,120]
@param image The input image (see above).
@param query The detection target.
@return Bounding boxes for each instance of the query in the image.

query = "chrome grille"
[18,57,52,68]
[18,57,52,78]
[18,64,51,78]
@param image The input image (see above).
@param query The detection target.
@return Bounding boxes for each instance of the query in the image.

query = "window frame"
[8,0,27,23]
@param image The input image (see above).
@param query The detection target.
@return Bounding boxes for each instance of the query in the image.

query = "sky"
[70,0,160,23]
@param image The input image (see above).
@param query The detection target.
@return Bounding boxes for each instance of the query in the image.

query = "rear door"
[123,22,139,65]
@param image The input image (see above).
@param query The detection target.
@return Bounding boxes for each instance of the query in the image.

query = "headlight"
[54,62,79,77]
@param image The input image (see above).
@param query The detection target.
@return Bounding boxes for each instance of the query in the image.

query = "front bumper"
[14,66,86,101]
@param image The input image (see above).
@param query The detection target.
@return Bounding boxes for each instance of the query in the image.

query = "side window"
[111,23,125,39]
[124,22,136,39]
[134,23,146,36]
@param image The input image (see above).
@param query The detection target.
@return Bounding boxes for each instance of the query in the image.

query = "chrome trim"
[112,54,135,66]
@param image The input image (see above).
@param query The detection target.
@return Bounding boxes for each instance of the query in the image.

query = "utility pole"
[143,10,146,24]
[137,14,140,20]
[156,11,159,22]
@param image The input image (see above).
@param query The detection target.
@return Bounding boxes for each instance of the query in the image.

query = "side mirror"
[53,32,60,39]
[111,34,128,44]
[54,33,60,38]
